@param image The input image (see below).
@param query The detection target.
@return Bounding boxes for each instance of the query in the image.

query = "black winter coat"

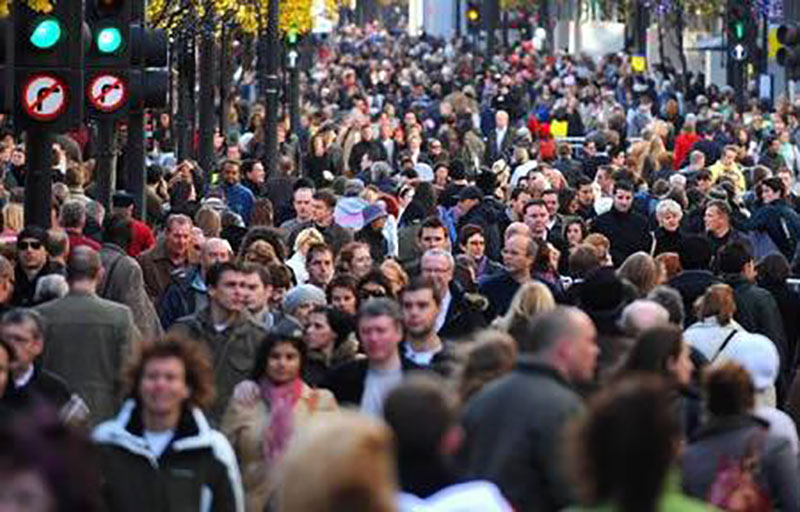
[591,208,653,267]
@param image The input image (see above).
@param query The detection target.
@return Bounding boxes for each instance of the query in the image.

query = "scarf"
[260,377,303,465]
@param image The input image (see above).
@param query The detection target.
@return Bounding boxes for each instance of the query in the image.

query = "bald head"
[67,246,102,283]
[504,222,531,241]
[620,300,670,337]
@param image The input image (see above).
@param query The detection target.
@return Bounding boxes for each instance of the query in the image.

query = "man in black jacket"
[324,298,422,416]
[668,235,720,327]
[717,240,788,375]
[591,180,653,266]
[461,307,598,511]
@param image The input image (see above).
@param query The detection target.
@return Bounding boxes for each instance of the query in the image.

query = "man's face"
[294,189,314,220]
[246,163,266,184]
[200,242,231,273]
[17,238,47,272]
[503,235,533,275]
[209,270,245,314]
[2,320,42,376]
[351,246,373,278]
[358,315,402,364]
[223,164,240,185]
[577,184,594,206]
[565,312,599,383]
[496,112,508,130]
[240,272,271,313]
[307,250,334,287]
[139,356,190,418]
[402,288,440,338]
[722,150,736,166]
[420,253,453,297]
[524,204,549,236]
[542,193,559,217]
[513,191,532,216]
[596,170,613,193]
[312,199,333,225]
[165,223,192,260]
[462,233,486,260]
[419,227,448,252]
[779,171,794,194]
[704,206,727,233]
[697,175,713,194]
[613,188,633,213]
[458,198,478,214]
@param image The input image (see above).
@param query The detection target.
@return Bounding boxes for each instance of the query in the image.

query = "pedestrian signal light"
[30,18,63,50]
[96,26,123,54]
[467,6,480,23]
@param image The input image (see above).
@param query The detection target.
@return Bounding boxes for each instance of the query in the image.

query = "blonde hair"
[380,259,409,296]
[276,412,397,512]
[3,203,23,233]
[493,281,556,332]
[294,227,325,254]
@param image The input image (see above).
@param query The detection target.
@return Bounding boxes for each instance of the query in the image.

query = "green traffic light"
[97,27,123,54]
[30,18,62,49]
[735,21,745,40]
[288,30,298,46]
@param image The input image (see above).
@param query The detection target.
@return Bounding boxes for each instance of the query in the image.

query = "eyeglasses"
[18,241,42,251]
[360,288,387,299]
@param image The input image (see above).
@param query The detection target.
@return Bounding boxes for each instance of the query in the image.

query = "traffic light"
[778,24,800,81]
[726,1,755,54]
[85,0,132,118]
[128,23,169,113]
[466,3,481,32]
[13,1,84,130]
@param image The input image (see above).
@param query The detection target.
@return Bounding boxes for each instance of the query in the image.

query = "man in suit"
[38,247,140,425]
[484,110,514,165]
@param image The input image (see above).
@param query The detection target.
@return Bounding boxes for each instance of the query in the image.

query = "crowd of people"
[3,17,800,512]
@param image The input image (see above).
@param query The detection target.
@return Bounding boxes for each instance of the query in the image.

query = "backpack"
[707,430,771,512]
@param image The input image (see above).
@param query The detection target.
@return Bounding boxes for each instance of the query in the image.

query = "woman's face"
[659,210,682,232]
[305,312,336,352]
[267,342,302,385]
[668,342,694,387]
[566,223,584,247]
[351,247,373,279]
[330,287,358,315]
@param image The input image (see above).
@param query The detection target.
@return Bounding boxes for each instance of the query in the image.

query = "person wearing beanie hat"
[12,226,60,307]
[355,204,389,261]
[334,179,370,230]
[283,284,327,326]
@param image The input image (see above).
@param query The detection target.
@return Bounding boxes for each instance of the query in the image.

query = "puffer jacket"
[93,399,245,512]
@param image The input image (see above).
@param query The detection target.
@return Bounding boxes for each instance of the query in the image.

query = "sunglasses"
[360,289,387,299]
[18,241,42,251]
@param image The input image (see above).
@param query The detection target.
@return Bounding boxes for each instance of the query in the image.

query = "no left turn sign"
[88,74,128,113]
[22,74,68,122]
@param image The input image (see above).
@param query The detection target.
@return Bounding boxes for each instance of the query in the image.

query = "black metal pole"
[455,0,461,38]
[263,0,280,175]
[127,0,146,220]
[95,119,116,211]
[219,22,228,138]
[288,49,300,138]
[485,0,497,64]
[176,32,194,161]
[198,25,216,174]
[24,128,53,228]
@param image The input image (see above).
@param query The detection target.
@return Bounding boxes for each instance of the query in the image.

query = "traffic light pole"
[24,129,54,228]
[126,0,146,221]
[198,26,216,175]
[263,0,280,176]
[95,119,116,210]
[288,49,300,139]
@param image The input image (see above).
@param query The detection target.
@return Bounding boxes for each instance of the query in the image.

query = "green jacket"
[38,290,140,425]
[171,307,267,424]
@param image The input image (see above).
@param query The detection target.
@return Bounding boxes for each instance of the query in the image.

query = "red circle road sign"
[22,74,68,122]
[88,74,128,113]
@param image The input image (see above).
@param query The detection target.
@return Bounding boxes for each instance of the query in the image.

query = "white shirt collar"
[14,365,35,388]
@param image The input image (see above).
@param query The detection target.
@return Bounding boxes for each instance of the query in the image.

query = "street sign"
[287,50,299,69]
[732,43,748,61]
[22,73,68,121]
[88,73,127,112]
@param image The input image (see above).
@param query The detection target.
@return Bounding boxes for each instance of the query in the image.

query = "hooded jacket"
[93,399,245,512]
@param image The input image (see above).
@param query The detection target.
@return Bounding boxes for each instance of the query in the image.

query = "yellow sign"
[631,55,647,73]
[769,27,781,59]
